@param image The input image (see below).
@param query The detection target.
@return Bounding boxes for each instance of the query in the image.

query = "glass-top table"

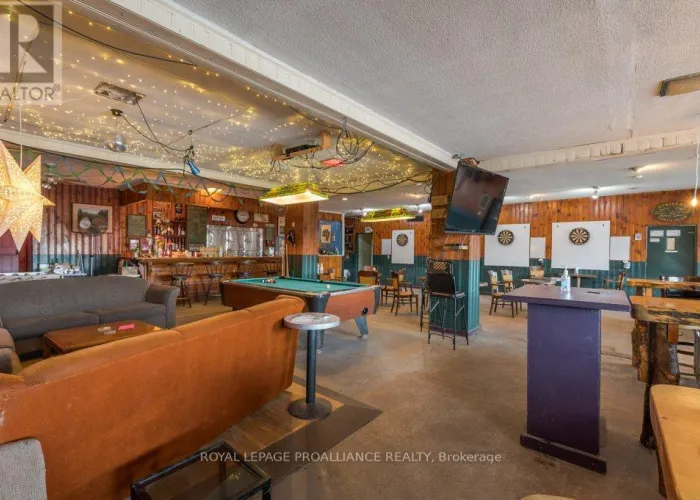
[131,442,271,500]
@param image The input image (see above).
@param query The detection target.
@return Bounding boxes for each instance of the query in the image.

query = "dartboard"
[396,233,409,247]
[569,227,590,245]
[497,230,514,246]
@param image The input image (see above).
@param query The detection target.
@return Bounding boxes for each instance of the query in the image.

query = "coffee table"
[43,320,162,357]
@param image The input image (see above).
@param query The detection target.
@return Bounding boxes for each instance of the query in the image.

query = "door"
[0,232,19,273]
[646,225,696,279]
[356,232,373,271]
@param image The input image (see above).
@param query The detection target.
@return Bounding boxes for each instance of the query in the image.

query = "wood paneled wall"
[285,202,319,256]
[35,183,122,264]
[319,212,342,273]
[497,189,699,261]
[351,213,432,256]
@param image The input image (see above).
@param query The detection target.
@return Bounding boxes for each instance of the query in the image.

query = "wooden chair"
[603,271,626,290]
[501,270,522,314]
[529,266,544,279]
[390,276,418,316]
[264,261,281,277]
[358,269,378,286]
[488,270,515,317]
[319,273,331,281]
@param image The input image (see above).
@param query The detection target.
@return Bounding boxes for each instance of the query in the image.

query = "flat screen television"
[444,161,509,234]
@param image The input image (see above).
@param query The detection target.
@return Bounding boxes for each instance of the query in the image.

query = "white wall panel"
[551,221,610,270]
[485,224,530,267]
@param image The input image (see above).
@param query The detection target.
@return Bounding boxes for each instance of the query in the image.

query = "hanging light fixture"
[104,109,127,153]
[0,143,55,250]
[260,182,328,205]
[361,207,415,222]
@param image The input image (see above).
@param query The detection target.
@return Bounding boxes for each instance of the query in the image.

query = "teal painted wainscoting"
[427,259,481,335]
[343,252,358,282]
[480,258,646,296]
[287,255,318,280]
[33,254,119,276]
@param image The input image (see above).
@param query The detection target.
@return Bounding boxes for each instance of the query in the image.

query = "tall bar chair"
[426,271,468,349]
[237,259,258,278]
[203,261,229,305]
[170,262,194,308]
[420,259,453,331]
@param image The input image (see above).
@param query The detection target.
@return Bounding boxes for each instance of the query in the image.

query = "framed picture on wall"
[72,203,113,234]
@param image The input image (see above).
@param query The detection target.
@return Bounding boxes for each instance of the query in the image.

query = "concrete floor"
[271,296,662,500]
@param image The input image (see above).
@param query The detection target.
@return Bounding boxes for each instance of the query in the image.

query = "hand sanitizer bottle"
[561,267,571,293]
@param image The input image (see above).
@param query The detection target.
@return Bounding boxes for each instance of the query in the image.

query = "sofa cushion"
[3,313,99,340]
[0,348,22,375]
[85,303,166,324]
[0,276,150,323]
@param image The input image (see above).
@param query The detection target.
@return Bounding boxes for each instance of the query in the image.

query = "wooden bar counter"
[130,256,283,302]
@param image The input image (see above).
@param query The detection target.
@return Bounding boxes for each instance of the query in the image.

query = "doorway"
[646,225,696,279]
[356,232,373,272]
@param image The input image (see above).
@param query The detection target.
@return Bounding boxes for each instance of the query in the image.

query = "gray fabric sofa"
[0,276,179,355]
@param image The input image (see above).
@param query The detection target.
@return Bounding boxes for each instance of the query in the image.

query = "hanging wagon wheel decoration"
[569,227,590,245]
[497,229,514,246]
[396,233,409,247]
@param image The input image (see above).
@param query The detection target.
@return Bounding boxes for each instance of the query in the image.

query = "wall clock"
[396,233,409,247]
[234,210,250,224]
[569,227,590,245]
[652,201,692,222]
[497,229,514,246]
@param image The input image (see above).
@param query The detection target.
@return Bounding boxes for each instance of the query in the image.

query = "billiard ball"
[326,284,331,289]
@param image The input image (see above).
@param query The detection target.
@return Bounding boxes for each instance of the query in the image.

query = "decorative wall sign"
[569,227,591,245]
[211,214,227,222]
[396,233,409,247]
[320,224,332,244]
[497,229,514,246]
[253,212,269,223]
[652,201,692,222]
[278,216,286,237]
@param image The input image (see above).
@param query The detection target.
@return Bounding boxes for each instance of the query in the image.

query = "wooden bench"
[651,385,700,499]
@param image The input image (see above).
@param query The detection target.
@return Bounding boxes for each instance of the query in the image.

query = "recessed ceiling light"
[341,197,348,201]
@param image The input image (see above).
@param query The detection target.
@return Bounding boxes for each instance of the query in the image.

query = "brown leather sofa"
[0,295,304,500]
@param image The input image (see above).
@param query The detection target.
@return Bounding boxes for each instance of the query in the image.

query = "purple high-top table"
[506,284,630,474]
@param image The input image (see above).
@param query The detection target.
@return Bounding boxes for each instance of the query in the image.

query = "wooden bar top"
[132,256,282,264]
[630,296,700,328]
[651,385,700,500]
[627,279,700,291]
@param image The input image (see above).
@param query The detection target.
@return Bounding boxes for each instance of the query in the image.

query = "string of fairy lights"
[0,6,434,198]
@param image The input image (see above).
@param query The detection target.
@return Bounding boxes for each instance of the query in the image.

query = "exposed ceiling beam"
[0,128,278,189]
[68,0,456,171]
[481,129,698,172]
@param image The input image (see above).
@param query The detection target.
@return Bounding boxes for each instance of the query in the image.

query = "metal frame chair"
[426,271,468,349]
[203,261,228,305]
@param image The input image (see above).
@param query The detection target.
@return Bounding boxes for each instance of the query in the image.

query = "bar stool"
[237,259,257,278]
[204,261,228,305]
[265,261,281,277]
[426,271,468,350]
[421,259,452,331]
[170,262,193,308]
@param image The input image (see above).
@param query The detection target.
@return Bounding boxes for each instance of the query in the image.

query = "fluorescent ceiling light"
[361,207,415,222]
[260,182,328,205]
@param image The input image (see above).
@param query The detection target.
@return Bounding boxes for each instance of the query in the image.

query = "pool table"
[221,277,381,343]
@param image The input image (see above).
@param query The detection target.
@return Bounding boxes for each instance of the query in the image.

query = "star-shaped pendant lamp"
[0,142,54,250]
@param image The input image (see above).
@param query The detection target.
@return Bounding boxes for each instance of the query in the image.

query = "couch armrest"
[0,348,21,375]
[0,328,14,351]
[146,284,179,328]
